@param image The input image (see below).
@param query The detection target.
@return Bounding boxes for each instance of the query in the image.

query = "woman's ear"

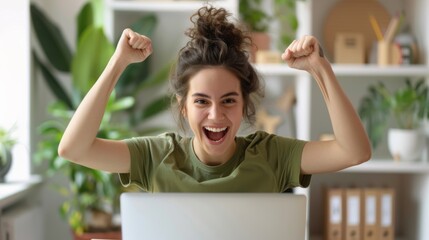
[176,95,187,118]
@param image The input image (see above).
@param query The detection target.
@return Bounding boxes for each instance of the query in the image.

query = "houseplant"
[0,125,17,183]
[31,0,171,238]
[239,0,304,62]
[358,79,428,161]
[238,0,272,62]
[272,0,302,51]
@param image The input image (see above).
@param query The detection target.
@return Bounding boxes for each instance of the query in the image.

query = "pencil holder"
[377,40,390,66]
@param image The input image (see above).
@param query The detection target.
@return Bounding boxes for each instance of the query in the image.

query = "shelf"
[0,175,43,209]
[332,64,429,77]
[254,63,302,76]
[340,159,429,174]
[108,0,230,12]
[310,235,406,240]
[254,63,429,77]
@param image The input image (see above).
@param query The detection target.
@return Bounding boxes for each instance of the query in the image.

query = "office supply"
[369,15,383,41]
[325,188,344,240]
[120,192,307,240]
[334,32,365,64]
[384,16,400,43]
[378,188,395,240]
[345,188,362,240]
[377,40,391,65]
[323,0,390,61]
[363,188,379,240]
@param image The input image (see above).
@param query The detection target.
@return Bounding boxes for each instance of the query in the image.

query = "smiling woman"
[183,67,245,166]
[58,6,370,193]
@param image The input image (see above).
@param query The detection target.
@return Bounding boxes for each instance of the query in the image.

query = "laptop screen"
[120,192,307,240]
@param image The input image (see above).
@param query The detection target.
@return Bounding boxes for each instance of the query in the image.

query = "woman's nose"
[208,104,225,120]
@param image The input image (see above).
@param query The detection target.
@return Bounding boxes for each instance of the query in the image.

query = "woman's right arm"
[58,28,152,173]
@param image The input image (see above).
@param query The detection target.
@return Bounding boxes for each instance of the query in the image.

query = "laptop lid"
[120,192,307,240]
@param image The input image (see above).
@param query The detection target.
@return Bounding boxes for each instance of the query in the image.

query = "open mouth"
[203,127,229,142]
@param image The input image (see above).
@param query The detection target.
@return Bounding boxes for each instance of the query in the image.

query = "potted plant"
[0,125,17,183]
[31,0,171,238]
[272,0,303,51]
[358,79,429,161]
[239,0,305,63]
[238,0,272,62]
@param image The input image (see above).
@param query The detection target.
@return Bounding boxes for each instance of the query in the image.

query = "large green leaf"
[129,14,157,36]
[133,62,172,95]
[33,51,74,109]
[116,14,158,93]
[89,0,104,27]
[141,95,171,120]
[108,96,135,112]
[71,26,115,96]
[76,0,104,43]
[76,2,94,44]
[30,3,72,72]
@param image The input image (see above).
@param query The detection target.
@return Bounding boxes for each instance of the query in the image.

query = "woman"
[58,6,371,192]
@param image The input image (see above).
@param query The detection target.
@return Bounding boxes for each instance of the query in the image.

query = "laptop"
[120,192,307,240]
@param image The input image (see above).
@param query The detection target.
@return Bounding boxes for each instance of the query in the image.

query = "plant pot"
[73,231,121,240]
[387,128,425,162]
[249,32,270,63]
[0,144,12,183]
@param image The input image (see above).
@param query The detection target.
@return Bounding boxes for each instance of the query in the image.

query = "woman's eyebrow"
[191,92,239,98]
[221,92,240,98]
[191,93,210,98]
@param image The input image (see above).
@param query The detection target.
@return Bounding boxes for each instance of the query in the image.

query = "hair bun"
[186,6,247,53]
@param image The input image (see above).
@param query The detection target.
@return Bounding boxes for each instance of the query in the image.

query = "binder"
[345,188,362,240]
[378,188,395,240]
[325,188,344,240]
[363,188,379,240]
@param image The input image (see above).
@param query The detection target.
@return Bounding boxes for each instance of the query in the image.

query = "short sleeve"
[118,138,152,191]
[253,132,310,191]
[117,133,175,191]
[276,137,311,190]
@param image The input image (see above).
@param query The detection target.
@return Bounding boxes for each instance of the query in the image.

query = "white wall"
[0,1,31,182]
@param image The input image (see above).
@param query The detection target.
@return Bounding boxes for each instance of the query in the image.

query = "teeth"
[204,127,227,132]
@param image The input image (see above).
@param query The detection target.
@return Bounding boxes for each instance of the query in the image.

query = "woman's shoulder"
[124,131,191,146]
[237,131,306,148]
[238,130,279,142]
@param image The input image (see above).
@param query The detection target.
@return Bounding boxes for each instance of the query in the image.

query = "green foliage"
[0,125,17,165]
[239,0,304,51]
[0,125,17,150]
[273,0,301,50]
[358,79,429,149]
[239,0,271,32]
[30,3,72,72]
[31,0,171,234]
[72,26,115,96]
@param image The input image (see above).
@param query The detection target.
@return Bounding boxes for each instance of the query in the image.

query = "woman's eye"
[194,99,207,105]
[223,98,236,104]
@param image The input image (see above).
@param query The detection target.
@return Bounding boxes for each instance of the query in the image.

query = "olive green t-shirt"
[119,131,311,192]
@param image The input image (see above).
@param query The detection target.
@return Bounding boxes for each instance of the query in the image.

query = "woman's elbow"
[58,142,79,163]
[351,147,372,166]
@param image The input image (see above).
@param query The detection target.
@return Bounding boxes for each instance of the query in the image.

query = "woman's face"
[183,67,244,165]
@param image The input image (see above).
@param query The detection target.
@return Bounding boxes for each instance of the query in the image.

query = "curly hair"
[169,6,264,131]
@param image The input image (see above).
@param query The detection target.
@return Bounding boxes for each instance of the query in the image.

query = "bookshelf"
[104,0,429,239]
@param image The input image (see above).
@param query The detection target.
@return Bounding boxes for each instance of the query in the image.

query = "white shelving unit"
[109,0,237,12]
[104,0,238,77]
[104,0,429,240]
[294,1,429,240]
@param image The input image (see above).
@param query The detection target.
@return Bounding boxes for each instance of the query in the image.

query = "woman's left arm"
[282,35,371,174]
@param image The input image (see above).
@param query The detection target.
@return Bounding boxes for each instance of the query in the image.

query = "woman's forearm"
[310,59,372,163]
[58,56,127,162]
